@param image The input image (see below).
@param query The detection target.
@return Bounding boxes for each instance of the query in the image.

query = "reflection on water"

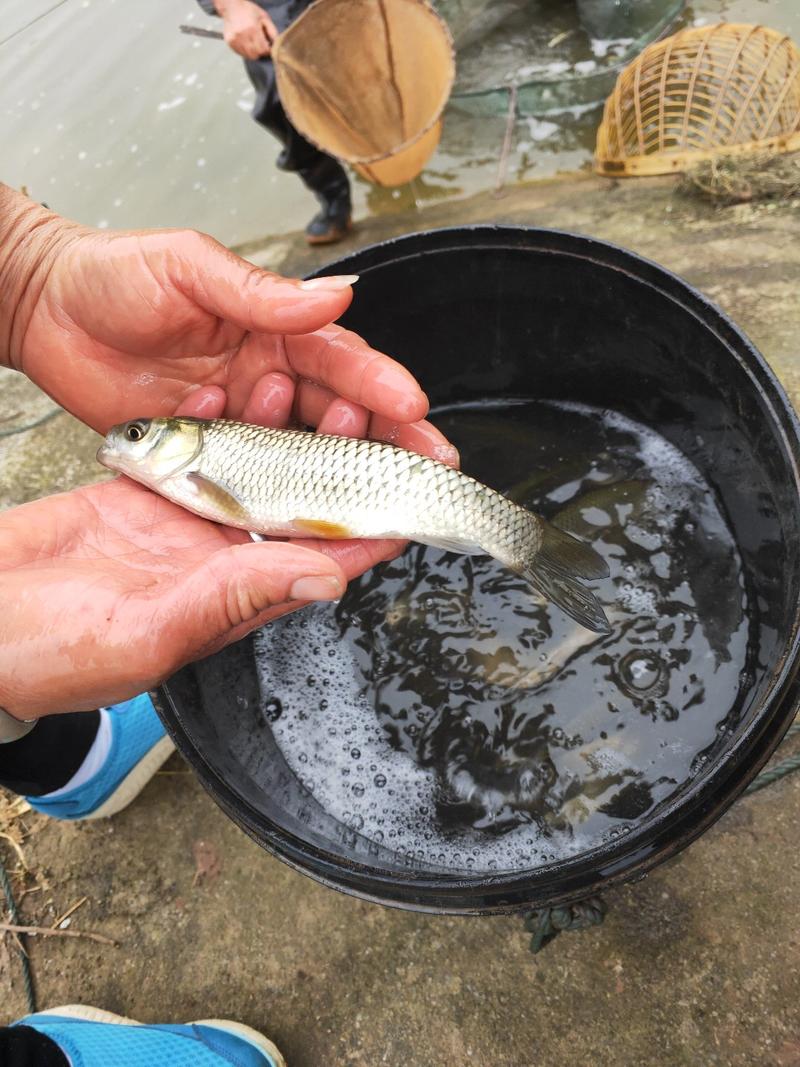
[3,0,798,246]
[256,400,752,873]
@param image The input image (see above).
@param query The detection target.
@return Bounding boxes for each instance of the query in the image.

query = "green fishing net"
[433,0,685,113]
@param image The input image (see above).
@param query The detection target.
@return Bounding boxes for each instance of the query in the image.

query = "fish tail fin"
[539,520,610,581]
[523,521,611,634]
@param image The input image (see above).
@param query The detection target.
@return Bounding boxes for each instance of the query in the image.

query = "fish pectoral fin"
[185,473,252,525]
[415,535,485,556]
[292,518,354,539]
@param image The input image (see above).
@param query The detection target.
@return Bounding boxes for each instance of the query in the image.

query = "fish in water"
[97,417,611,633]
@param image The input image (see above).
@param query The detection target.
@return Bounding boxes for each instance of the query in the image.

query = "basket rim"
[595,130,800,176]
[617,20,795,50]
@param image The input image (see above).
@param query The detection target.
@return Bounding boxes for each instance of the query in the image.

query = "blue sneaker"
[26,695,174,821]
[14,1005,285,1067]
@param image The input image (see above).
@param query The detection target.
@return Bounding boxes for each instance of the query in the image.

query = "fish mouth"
[96,441,129,474]
[96,442,116,470]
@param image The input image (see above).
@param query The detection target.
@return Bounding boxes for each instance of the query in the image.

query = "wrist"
[0,184,84,373]
[214,0,250,15]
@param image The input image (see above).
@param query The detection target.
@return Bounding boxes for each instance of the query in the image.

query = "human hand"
[0,313,458,722]
[0,478,335,718]
[0,188,459,716]
[220,0,276,59]
[0,314,457,719]
[0,417,452,719]
[6,197,430,438]
[10,215,457,559]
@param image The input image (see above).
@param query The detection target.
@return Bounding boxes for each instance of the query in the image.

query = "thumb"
[163,541,346,661]
[176,232,358,335]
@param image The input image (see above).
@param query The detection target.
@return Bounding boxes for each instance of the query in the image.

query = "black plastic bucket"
[154,227,800,914]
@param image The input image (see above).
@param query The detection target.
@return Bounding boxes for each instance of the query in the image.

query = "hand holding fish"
[0,400,460,719]
[0,478,359,718]
[0,186,458,718]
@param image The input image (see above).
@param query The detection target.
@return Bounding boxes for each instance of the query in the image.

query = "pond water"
[2,0,798,248]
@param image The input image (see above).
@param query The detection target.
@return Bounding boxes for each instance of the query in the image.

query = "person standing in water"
[197,0,353,245]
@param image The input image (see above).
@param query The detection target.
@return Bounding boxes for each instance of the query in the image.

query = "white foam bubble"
[254,615,589,872]
[558,402,704,517]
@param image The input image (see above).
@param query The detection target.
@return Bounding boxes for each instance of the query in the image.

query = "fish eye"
[124,420,150,443]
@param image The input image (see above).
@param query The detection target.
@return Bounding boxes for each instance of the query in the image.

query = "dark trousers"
[0,1027,67,1065]
[0,711,99,797]
[246,0,350,201]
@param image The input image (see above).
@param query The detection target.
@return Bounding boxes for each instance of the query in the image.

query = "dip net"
[273,0,455,187]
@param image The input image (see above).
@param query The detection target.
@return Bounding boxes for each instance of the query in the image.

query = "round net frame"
[273,0,455,187]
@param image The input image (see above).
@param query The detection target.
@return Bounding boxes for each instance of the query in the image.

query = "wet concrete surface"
[2,173,800,1066]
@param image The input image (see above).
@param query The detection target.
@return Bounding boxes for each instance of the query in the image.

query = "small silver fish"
[98,417,611,633]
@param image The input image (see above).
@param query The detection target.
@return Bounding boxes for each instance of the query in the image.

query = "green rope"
[745,752,800,795]
[524,897,607,954]
[0,408,64,439]
[0,850,36,1013]
[745,720,800,795]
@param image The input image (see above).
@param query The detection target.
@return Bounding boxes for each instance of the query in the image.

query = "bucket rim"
[156,225,800,912]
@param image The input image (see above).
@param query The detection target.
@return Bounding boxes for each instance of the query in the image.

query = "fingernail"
[298,274,359,292]
[290,575,344,601]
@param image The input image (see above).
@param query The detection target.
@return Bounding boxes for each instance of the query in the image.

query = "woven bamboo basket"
[595,23,800,177]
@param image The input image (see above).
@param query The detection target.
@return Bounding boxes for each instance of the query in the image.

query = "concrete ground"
[2,173,800,1066]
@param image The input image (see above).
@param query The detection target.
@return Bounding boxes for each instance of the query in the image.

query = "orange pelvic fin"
[292,518,353,539]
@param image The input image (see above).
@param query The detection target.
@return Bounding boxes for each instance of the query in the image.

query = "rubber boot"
[299,157,353,246]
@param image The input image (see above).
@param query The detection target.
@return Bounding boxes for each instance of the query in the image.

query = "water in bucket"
[255,398,748,874]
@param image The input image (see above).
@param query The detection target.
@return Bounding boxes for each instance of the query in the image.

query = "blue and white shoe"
[14,1005,285,1067]
[26,694,174,821]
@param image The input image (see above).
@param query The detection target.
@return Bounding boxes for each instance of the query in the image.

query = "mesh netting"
[273,0,455,186]
[434,0,685,114]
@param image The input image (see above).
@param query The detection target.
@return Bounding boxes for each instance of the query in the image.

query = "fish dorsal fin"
[186,473,252,525]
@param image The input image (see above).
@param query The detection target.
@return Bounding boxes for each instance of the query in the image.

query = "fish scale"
[97,416,612,634]
[199,420,479,541]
